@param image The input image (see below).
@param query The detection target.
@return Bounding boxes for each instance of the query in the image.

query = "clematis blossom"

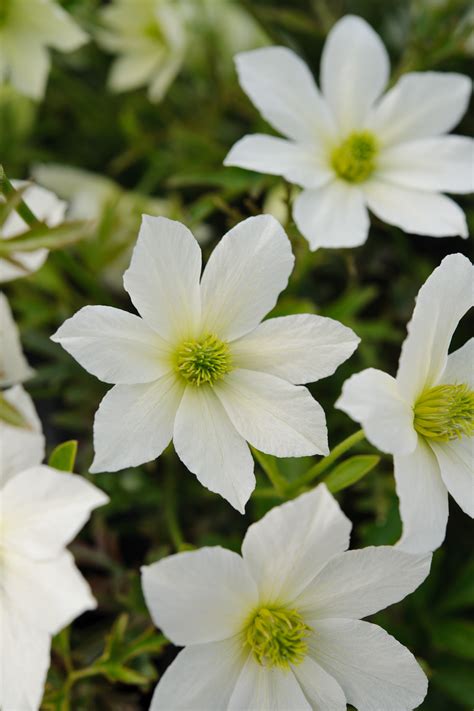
[0,385,108,710]
[0,292,33,386]
[142,484,431,710]
[337,254,473,553]
[225,15,473,250]
[52,214,359,512]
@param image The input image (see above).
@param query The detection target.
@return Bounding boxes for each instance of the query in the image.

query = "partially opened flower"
[225,15,473,250]
[52,214,359,512]
[0,0,88,100]
[98,0,187,103]
[142,484,430,710]
[0,385,108,710]
[0,180,67,282]
[0,292,33,386]
[337,254,473,553]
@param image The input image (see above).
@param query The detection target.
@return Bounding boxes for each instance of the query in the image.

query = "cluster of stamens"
[175,334,232,387]
[331,131,378,183]
[413,383,474,442]
[245,606,311,670]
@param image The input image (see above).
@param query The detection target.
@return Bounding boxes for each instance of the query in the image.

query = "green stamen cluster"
[331,131,378,183]
[245,606,311,669]
[414,383,474,442]
[175,334,232,387]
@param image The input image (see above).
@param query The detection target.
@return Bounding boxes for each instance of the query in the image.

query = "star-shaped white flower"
[52,214,359,512]
[225,15,473,250]
[0,180,67,283]
[142,484,430,710]
[337,254,473,553]
[0,292,33,386]
[98,0,187,103]
[0,0,88,100]
[0,385,108,711]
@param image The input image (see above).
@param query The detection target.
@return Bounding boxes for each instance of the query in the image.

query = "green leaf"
[431,658,474,706]
[48,440,78,472]
[437,559,474,613]
[0,391,30,428]
[324,455,380,493]
[431,618,474,660]
[0,220,93,254]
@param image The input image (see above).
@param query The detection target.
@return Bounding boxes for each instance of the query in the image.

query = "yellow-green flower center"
[413,383,474,442]
[175,334,232,387]
[331,131,378,183]
[245,606,311,669]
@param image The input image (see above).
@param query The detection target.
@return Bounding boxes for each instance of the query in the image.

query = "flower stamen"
[331,131,378,183]
[175,334,232,387]
[245,606,311,669]
[413,383,474,442]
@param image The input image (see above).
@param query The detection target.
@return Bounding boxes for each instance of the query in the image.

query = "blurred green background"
[1,0,473,709]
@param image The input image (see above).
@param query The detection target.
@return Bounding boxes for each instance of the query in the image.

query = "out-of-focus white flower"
[142,484,430,710]
[0,0,88,100]
[98,0,187,103]
[52,214,359,512]
[337,254,474,553]
[0,293,33,387]
[225,15,473,250]
[0,385,108,710]
[0,180,66,283]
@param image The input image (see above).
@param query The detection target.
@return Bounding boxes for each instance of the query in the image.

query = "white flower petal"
[0,247,49,283]
[364,180,468,238]
[0,385,45,485]
[108,51,158,91]
[4,549,95,635]
[378,136,474,194]
[241,485,351,604]
[123,216,202,342]
[395,440,449,554]
[148,54,184,103]
[370,72,472,145]
[200,215,294,341]
[396,254,474,401]
[224,134,332,189]
[441,338,474,389]
[229,655,311,710]
[310,619,427,711]
[51,305,172,384]
[295,547,431,621]
[2,37,50,100]
[431,438,474,518]
[232,314,359,384]
[293,655,347,711]
[293,182,370,251]
[321,15,389,133]
[216,369,328,457]
[234,46,336,143]
[26,0,88,51]
[336,368,417,456]
[142,547,258,646]
[90,375,184,473]
[173,385,254,513]
[150,638,245,711]
[0,293,33,386]
[2,465,108,558]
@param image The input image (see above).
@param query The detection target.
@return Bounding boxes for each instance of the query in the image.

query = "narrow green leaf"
[0,391,30,428]
[48,441,78,472]
[0,220,93,254]
[324,455,380,493]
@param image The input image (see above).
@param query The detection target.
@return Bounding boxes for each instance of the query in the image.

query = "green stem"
[251,448,287,497]
[0,165,41,228]
[290,429,365,491]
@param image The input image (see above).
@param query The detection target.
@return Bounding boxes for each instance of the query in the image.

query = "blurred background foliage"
[1,0,473,709]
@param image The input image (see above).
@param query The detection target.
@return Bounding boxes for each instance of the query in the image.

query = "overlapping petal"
[142,547,258,646]
[0,386,45,485]
[431,438,474,518]
[229,657,311,710]
[0,293,33,387]
[293,656,347,711]
[441,338,474,389]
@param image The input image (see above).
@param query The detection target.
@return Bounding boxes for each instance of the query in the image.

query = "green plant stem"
[251,448,287,497]
[290,429,366,491]
[0,165,41,227]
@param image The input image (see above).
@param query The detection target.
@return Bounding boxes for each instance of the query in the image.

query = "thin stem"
[251,448,287,497]
[290,429,365,491]
[0,165,41,228]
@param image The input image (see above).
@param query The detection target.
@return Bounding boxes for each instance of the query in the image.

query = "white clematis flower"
[0,0,88,100]
[52,214,359,512]
[337,254,474,554]
[0,180,67,282]
[0,385,108,711]
[0,292,33,386]
[225,14,473,250]
[142,484,431,711]
[98,0,187,103]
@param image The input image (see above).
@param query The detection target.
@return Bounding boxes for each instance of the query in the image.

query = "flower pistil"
[331,131,378,183]
[175,334,232,387]
[413,383,474,442]
[245,606,311,669]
